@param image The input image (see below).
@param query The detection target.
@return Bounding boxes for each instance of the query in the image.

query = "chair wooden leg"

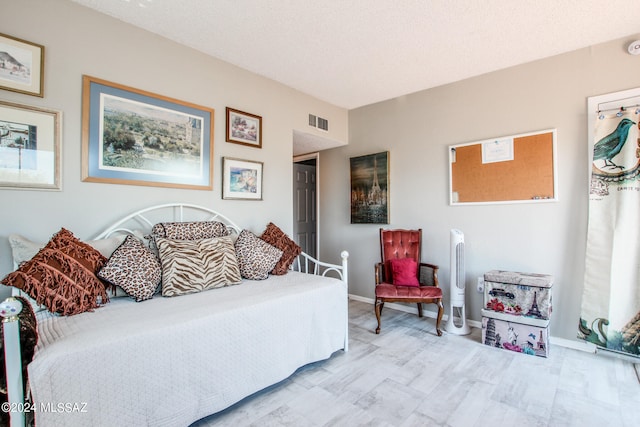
[435,300,444,336]
[375,299,383,334]
[417,303,423,318]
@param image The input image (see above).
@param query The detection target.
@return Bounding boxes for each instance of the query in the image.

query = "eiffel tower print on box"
[350,151,389,224]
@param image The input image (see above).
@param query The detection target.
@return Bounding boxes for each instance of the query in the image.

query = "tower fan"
[445,229,470,335]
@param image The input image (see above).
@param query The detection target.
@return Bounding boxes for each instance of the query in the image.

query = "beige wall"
[3,0,639,345]
[320,34,640,342]
[0,0,348,293]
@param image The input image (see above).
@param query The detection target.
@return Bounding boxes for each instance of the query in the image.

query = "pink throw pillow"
[390,258,420,287]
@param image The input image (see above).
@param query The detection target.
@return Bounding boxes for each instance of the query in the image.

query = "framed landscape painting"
[81,75,214,190]
[0,100,61,190]
[0,33,44,97]
[222,157,263,200]
[226,107,262,148]
[350,151,389,224]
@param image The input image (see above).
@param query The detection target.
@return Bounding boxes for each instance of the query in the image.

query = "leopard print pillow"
[151,221,230,241]
[234,230,283,280]
[98,235,161,302]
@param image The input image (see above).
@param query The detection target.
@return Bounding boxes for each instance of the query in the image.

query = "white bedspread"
[28,272,348,427]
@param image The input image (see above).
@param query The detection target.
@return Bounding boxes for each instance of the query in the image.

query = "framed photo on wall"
[222,157,263,200]
[0,100,61,190]
[226,107,262,148]
[350,151,389,224]
[0,33,44,97]
[81,75,214,190]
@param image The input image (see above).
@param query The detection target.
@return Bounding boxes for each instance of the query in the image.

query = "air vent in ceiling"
[308,113,328,132]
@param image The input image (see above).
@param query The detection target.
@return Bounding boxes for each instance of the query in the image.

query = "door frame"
[293,151,320,258]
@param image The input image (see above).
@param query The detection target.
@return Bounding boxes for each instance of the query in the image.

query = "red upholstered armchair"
[374,229,444,336]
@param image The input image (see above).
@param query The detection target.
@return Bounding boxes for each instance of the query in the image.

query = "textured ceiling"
[71,0,640,110]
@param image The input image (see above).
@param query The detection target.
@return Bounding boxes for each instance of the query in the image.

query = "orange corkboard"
[450,130,555,203]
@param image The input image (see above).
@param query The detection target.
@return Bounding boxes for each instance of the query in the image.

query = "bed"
[0,203,349,427]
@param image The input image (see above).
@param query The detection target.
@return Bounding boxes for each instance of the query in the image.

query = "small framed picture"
[0,100,61,190]
[222,157,263,200]
[226,107,262,148]
[0,33,44,97]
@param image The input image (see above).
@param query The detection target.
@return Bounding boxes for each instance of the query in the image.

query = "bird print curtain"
[579,108,640,358]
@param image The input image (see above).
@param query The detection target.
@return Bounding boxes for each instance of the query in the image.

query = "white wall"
[0,0,348,296]
[320,34,640,342]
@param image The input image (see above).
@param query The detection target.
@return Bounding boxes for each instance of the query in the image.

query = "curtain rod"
[596,104,640,119]
[596,104,639,113]
[596,94,640,114]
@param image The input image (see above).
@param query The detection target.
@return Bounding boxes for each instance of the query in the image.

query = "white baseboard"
[549,336,596,353]
[349,294,595,353]
[348,294,481,329]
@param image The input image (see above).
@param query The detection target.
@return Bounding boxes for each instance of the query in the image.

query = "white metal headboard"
[92,203,348,282]
[93,203,242,240]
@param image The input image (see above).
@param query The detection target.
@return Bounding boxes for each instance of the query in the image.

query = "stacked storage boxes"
[481,270,553,357]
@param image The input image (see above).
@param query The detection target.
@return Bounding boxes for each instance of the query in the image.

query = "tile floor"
[192,300,640,427]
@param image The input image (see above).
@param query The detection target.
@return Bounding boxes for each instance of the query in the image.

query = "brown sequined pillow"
[260,222,302,275]
[0,228,109,316]
[98,235,161,302]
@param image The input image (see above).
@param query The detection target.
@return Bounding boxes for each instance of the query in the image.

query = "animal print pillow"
[98,235,162,302]
[157,236,242,297]
[150,221,230,241]
[234,230,283,280]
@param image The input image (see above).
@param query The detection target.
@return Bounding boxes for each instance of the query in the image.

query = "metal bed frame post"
[1,297,26,427]
[340,250,349,352]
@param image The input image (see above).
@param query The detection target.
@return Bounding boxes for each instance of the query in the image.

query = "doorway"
[293,153,318,259]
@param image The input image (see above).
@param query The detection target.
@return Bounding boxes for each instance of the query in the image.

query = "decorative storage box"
[481,310,550,357]
[483,270,553,320]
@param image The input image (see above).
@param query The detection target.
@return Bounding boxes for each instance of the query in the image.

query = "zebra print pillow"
[157,236,242,297]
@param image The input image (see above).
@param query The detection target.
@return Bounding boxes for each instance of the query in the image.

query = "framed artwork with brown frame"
[0,100,61,190]
[0,33,44,97]
[222,157,263,200]
[226,107,262,148]
[81,75,214,190]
